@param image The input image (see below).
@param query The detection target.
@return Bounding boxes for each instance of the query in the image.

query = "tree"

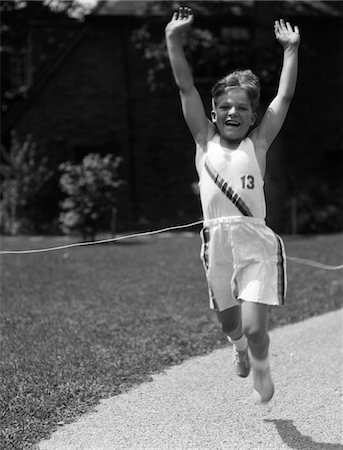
[0,131,53,234]
[43,0,99,20]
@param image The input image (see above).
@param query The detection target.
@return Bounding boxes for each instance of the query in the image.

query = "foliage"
[0,131,53,234]
[294,183,343,234]
[131,1,278,92]
[43,0,98,20]
[131,1,341,94]
[133,25,225,91]
[59,153,123,239]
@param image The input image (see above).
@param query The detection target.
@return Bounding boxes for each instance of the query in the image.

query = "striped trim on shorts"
[275,233,287,305]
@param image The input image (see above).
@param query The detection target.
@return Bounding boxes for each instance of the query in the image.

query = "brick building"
[2,1,342,232]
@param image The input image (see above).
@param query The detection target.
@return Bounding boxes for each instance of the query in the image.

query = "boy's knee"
[216,307,241,336]
[221,321,240,336]
[242,323,268,342]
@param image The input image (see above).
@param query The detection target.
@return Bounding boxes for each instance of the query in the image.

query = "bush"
[294,183,343,234]
[0,131,53,234]
[59,153,124,240]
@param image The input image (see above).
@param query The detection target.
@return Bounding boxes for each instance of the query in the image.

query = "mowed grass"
[1,231,342,448]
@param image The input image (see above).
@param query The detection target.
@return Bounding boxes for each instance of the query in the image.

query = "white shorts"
[200,217,287,311]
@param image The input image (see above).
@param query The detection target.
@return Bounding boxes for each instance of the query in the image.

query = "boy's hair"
[211,70,261,112]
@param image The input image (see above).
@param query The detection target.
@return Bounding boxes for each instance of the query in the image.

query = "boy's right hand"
[165,6,194,36]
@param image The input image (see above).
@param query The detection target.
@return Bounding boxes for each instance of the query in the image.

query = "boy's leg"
[216,305,250,378]
[241,302,269,359]
[216,305,241,338]
[241,301,274,403]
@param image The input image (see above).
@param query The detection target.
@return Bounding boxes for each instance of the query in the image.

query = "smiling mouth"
[225,120,240,127]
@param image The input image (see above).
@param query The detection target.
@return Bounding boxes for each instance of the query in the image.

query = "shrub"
[0,131,53,234]
[59,153,123,240]
[294,183,343,234]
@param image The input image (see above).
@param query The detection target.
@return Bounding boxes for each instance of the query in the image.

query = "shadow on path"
[264,419,343,450]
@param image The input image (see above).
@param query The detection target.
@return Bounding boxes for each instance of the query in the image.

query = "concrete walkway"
[39,309,343,450]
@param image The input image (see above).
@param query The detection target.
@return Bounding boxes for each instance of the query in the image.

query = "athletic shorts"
[200,216,287,311]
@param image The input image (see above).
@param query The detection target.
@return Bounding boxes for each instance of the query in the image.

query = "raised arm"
[165,7,214,148]
[251,19,300,154]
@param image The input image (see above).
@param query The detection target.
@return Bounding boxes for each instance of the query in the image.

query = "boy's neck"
[219,135,244,150]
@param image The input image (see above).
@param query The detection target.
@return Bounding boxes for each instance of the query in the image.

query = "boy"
[165,7,300,404]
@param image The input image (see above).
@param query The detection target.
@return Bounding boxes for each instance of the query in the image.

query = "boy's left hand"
[274,19,300,48]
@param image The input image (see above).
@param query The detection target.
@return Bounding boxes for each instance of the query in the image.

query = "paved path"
[39,309,343,450]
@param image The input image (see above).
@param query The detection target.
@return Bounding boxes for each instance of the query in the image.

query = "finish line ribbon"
[1,221,342,271]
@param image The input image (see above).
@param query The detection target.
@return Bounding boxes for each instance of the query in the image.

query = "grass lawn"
[1,230,342,448]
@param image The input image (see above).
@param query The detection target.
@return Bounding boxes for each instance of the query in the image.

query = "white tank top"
[198,135,266,220]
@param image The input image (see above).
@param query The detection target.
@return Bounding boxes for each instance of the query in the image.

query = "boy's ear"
[251,112,257,125]
[211,98,217,123]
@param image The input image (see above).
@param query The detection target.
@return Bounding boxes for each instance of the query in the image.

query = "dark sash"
[204,158,253,217]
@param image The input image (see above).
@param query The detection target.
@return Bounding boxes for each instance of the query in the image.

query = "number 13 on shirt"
[241,175,255,189]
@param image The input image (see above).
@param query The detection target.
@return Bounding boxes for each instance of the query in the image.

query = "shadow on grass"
[264,419,343,450]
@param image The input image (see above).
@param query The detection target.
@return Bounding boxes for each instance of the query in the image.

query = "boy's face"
[211,87,256,145]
